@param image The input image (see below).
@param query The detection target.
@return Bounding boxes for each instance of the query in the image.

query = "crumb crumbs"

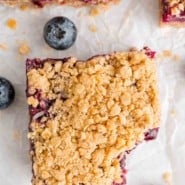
[89,7,100,16]
[172,54,180,62]
[163,50,172,57]
[159,50,180,62]
[99,4,110,11]
[20,4,28,10]
[130,47,138,51]
[6,18,17,30]
[163,171,172,185]
[170,110,176,117]
[18,42,30,55]
[114,0,120,4]
[12,130,21,141]
[88,24,97,32]
[0,43,8,50]
[16,55,22,62]
[89,5,110,16]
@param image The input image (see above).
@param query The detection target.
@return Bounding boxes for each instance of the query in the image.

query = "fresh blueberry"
[43,16,77,50]
[0,77,15,110]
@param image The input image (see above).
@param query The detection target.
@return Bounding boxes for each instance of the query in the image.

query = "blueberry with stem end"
[43,16,77,50]
[0,77,15,109]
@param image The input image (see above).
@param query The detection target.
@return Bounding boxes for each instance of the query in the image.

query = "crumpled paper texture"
[0,0,185,185]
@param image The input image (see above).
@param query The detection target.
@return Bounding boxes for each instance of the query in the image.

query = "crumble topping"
[27,51,160,185]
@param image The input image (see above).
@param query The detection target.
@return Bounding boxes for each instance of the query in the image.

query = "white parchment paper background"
[0,0,185,185]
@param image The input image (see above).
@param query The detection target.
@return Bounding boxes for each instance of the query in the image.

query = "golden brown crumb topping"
[27,51,160,185]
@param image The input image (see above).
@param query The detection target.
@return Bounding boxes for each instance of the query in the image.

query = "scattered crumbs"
[172,54,180,62]
[170,110,176,117]
[0,43,8,50]
[130,47,138,51]
[16,55,22,62]
[163,50,172,57]
[88,24,97,32]
[12,130,21,141]
[6,18,17,30]
[163,171,172,185]
[18,42,31,55]
[156,53,163,59]
[99,4,110,11]
[114,0,121,4]
[158,50,180,62]
[20,4,28,11]
[89,7,99,16]
[77,11,85,18]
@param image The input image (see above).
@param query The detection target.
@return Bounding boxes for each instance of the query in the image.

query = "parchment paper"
[0,0,185,185]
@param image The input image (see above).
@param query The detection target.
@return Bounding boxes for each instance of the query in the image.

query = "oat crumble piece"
[89,7,100,16]
[6,18,17,30]
[19,42,31,55]
[88,24,98,32]
[163,171,172,185]
[0,43,8,50]
[26,49,160,185]
[162,50,172,57]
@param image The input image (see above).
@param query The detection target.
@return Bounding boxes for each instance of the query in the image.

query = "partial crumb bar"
[160,0,185,26]
[2,0,116,7]
[26,49,160,185]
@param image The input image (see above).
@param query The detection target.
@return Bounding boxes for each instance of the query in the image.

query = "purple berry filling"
[143,47,156,59]
[32,0,52,7]
[32,0,108,7]
[26,59,44,71]
[144,128,159,141]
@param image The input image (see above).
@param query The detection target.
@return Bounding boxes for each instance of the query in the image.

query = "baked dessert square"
[26,48,160,185]
[3,0,115,7]
[160,0,185,26]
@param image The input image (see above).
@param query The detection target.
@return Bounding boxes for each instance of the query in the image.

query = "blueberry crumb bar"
[160,0,185,26]
[26,48,160,185]
[2,0,116,7]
